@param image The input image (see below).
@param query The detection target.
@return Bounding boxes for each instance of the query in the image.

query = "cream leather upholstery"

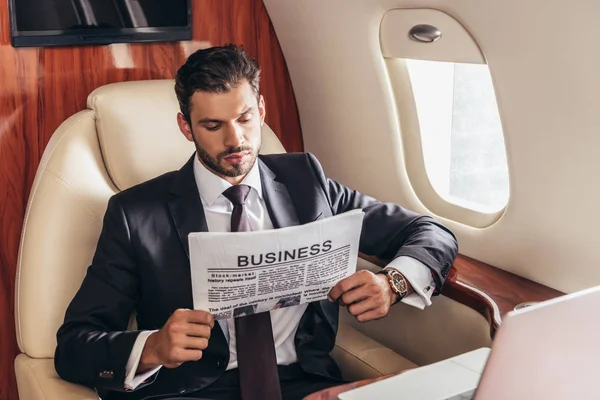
[332,324,417,382]
[14,79,414,399]
[15,355,99,400]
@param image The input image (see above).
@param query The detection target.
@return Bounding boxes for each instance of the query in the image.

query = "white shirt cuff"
[385,256,436,310]
[124,330,162,390]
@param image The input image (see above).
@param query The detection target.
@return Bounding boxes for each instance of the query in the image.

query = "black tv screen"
[9,0,192,48]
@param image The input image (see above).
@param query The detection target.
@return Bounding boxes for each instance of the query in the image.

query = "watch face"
[391,273,407,293]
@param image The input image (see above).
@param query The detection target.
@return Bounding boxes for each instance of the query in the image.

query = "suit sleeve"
[306,153,458,291]
[54,195,157,391]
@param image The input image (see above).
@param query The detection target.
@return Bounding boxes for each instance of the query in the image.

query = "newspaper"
[188,209,365,320]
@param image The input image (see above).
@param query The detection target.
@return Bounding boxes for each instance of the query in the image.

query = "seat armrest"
[331,324,417,382]
[15,354,99,400]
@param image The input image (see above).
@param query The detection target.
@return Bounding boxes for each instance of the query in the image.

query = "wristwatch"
[376,269,408,304]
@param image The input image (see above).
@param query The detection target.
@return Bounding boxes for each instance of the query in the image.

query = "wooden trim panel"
[359,253,564,337]
[445,255,564,335]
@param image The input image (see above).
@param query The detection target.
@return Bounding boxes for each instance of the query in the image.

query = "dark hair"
[175,44,261,123]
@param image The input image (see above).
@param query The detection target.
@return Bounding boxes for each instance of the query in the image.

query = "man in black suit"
[55,45,458,400]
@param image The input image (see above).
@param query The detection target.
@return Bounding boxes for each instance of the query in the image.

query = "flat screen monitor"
[9,0,191,48]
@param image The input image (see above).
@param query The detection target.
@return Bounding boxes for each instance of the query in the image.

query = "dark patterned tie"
[221,185,282,400]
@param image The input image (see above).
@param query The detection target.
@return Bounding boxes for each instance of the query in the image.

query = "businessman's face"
[177,80,265,184]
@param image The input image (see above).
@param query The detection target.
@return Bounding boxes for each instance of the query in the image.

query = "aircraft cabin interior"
[1,0,599,399]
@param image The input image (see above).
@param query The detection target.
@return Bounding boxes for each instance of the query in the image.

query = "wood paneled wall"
[0,2,302,399]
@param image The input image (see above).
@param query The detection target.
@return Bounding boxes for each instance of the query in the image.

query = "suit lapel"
[258,159,300,229]
[258,158,336,331]
[168,156,209,258]
[170,157,301,240]
[167,156,229,356]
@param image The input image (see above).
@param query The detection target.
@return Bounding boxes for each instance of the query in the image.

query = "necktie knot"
[222,184,251,206]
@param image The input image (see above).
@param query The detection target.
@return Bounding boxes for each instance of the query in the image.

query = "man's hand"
[328,270,403,323]
[138,309,214,372]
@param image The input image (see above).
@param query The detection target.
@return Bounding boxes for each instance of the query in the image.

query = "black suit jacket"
[55,153,458,400]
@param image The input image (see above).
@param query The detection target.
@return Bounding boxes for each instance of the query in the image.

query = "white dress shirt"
[124,156,436,389]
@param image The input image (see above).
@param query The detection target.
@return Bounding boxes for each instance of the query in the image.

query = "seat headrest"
[87,80,285,191]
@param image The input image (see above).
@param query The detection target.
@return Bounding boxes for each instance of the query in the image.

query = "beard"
[192,136,259,178]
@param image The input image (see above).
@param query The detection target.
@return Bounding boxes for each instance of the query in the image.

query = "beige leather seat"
[14,80,416,400]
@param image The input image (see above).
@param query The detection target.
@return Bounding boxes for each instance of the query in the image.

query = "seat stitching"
[45,171,104,225]
[24,359,50,400]
[15,112,94,350]
[334,344,384,375]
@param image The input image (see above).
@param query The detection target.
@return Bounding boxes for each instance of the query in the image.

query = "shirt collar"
[193,154,263,206]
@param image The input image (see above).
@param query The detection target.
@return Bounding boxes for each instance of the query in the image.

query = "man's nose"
[224,124,244,147]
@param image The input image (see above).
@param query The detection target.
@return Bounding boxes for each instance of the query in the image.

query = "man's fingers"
[347,297,379,317]
[340,283,380,306]
[169,348,203,364]
[182,336,209,351]
[328,272,368,302]
[185,322,212,339]
[187,310,215,328]
[355,307,388,323]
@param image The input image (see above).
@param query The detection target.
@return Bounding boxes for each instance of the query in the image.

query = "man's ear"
[177,113,194,142]
[258,95,266,126]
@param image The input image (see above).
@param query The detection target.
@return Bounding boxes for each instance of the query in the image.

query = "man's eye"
[239,115,252,123]
[205,125,220,131]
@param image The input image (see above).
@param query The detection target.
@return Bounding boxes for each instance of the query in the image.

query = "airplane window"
[406,59,509,213]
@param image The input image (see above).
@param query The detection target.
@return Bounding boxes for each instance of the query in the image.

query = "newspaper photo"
[188,209,365,320]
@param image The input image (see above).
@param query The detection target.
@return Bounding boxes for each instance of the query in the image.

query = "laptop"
[474,284,600,399]
[339,285,600,400]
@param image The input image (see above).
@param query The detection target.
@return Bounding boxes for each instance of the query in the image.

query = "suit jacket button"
[441,263,451,277]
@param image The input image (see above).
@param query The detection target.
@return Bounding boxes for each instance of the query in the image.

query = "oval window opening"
[406,59,509,213]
